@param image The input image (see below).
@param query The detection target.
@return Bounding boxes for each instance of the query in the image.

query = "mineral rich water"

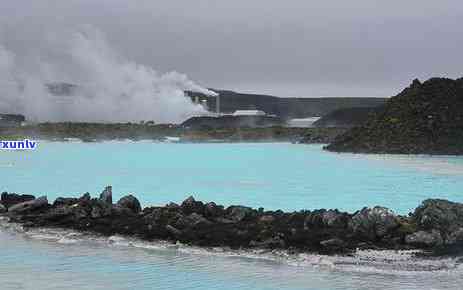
[1,142,463,290]
[1,142,463,213]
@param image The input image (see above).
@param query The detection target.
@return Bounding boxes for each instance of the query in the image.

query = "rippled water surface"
[1,224,463,290]
[1,142,463,213]
[1,142,463,290]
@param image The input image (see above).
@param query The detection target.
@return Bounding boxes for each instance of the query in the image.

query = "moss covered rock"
[327,77,463,154]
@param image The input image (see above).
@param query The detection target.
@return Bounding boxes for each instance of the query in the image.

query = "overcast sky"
[1,0,462,97]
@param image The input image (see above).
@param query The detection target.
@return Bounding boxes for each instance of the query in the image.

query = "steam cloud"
[0,27,216,123]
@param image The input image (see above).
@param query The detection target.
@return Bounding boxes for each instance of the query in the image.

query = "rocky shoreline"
[1,187,463,256]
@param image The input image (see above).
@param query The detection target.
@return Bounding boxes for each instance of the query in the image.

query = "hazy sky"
[1,0,462,97]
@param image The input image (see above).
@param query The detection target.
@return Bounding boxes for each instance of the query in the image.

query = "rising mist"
[0,27,216,123]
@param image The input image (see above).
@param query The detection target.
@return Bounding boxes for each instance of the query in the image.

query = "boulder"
[259,215,275,223]
[181,196,204,214]
[188,213,212,227]
[214,217,236,224]
[320,238,345,248]
[447,227,463,245]
[349,206,399,240]
[70,203,91,220]
[405,230,443,247]
[117,195,142,213]
[90,200,112,218]
[321,210,349,228]
[143,208,164,224]
[250,235,286,248]
[166,202,180,210]
[53,197,79,207]
[304,209,348,229]
[227,206,256,222]
[1,192,35,208]
[99,186,113,204]
[0,203,6,213]
[204,202,224,218]
[175,213,212,229]
[42,205,75,221]
[79,193,91,202]
[8,196,49,214]
[412,199,463,235]
[165,224,182,237]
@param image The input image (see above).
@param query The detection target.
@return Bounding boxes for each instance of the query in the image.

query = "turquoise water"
[1,142,463,213]
[1,141,463,290]
[1,224,462,290]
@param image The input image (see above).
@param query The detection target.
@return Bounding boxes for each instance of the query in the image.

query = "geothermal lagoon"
[1,142,463,290]
[1,142,462,213]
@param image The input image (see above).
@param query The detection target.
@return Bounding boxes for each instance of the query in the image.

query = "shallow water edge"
[0,216,460,274]
[2,187,463,259]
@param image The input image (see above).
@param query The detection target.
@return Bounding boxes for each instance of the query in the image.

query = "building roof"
[232,110,266,116]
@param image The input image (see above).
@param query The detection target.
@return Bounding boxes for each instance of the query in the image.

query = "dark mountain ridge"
[44,83,387,121]
[187,89,387,120]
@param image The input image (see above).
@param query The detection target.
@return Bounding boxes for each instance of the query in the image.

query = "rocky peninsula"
[0,122,344,143]
[327,77,463,154]
[1,187,463,256]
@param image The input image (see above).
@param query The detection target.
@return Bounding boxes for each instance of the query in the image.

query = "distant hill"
[44,83,387,123]
[0,114,25,127]
[186,90,387,120]
[326,78,463,154]
[313,107,380,128]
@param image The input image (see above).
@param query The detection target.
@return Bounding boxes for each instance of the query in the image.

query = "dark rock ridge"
[1,187,463,256]
[327,77,463,154]
[298,128,348,144]
[313,107,380,128]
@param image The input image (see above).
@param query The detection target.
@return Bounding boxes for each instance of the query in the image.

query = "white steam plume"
[0,27,216,123]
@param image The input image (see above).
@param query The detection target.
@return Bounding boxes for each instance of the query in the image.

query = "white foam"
[0,219,461,276]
